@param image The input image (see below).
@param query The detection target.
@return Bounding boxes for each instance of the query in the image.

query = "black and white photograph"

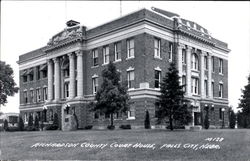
[0,1,250,160]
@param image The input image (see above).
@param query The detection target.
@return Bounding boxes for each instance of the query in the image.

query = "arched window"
[191,53,199,70]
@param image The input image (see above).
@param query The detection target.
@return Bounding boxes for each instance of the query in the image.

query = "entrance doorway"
[194,112,201,125]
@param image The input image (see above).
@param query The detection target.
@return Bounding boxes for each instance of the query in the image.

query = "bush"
[119,124,131,129]
[6,126,20,132]
[84,125,93,130]
[204,114,210,129]
[229,111,236,129]
[28,115,33,127]
[45,124,59,130]
[25,126,38,131]
[53,113,59,127]
[34,116,39,129]
[144,110,151,129]
[107,125,115,130]
[3,119,8,131]
[18,117,24,131]
[166,125,185,129]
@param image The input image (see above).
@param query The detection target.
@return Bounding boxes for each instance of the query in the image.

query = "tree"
[90,62,129,128]
[18,116,24,131]
[144,110,151,129]
[157,62,192,131]
[0,61,19,105]
[28,114,33,127]
[229,110,236,129]
[238,74,250,128]
[34,115,39,129]
[3,119,8,131]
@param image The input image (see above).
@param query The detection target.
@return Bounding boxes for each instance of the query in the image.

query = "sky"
[1,1,250,113]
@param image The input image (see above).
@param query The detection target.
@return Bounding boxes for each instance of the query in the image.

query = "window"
[154,38,161,58]
[219,83,223,98]
[23,75,27,82]
[36,66,40,80]
[30,90,34,103]
[212,56,215,72]
[182,76,186,92]
[182,49,186,64]
[92,49,98,66]
[191,77,199,95]
[127,105,135,119]
[64,82,69,98]
[24,91,28,103]
[103,46,109,64]
[204,56,208,70]
[154,70,161,88]
[212,82,214,97]
[168,42,173,61]
[127,70,135,89]
[191,53,199,70]
[43,87,48,101]
[36,88,41,102]
[114,42,121,61]
[219,58,223,74]
[94,112,99,119]
[204,80,208,96]
[92,77,98,94]
[40,64,47,78]
[127,39,134,58]
[29,74,34,81]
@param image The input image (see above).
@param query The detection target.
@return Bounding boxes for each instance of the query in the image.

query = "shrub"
[25,126,38,131]
[3,119,8,131]
[84,125,93,130]
[119,124,131,129]
[144,110,151,129]
[45,124,58,130]
[7,126,20,132]
[229,111,236,129]
[53,113,59,127]
[166,125,185,129]
[204,114,210,129]
[18,116,24,131]
[107,125,115,130]
[34,116,39,129]
[28,114,33,127]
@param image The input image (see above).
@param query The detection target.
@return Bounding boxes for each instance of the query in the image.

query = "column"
[207,53,212,98]
[68,53,76,99]
[47,59,53,101]
[53,57,60,101]
[186,46,192,97]
[177,44,183,78]
[76,50,84,98]
[200,51,205,98]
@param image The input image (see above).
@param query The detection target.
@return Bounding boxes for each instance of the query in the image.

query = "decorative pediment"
[47,26,84,46]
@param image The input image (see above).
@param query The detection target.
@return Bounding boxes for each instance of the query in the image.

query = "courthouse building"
[18,7,230,129]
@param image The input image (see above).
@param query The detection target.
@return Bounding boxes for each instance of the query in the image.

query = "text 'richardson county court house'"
[17,7,230,130]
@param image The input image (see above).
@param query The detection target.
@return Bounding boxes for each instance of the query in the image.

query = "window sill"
[114,59,122,63]
[126,57,135,60]
[126,117,135,120]
[128,88,135,91]
[219,73,224,76]
[91,65,99,69]
[154,56,162,60]
[102,63,109,66]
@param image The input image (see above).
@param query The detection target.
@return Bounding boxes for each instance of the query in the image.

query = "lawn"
[0,129,249,160]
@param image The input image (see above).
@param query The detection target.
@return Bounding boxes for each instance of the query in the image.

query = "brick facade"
[18,8,230,130]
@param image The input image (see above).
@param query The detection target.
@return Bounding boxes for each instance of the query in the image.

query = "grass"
[0,129,250,160]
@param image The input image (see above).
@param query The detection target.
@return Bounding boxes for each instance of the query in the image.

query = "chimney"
[66,20,80,27]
